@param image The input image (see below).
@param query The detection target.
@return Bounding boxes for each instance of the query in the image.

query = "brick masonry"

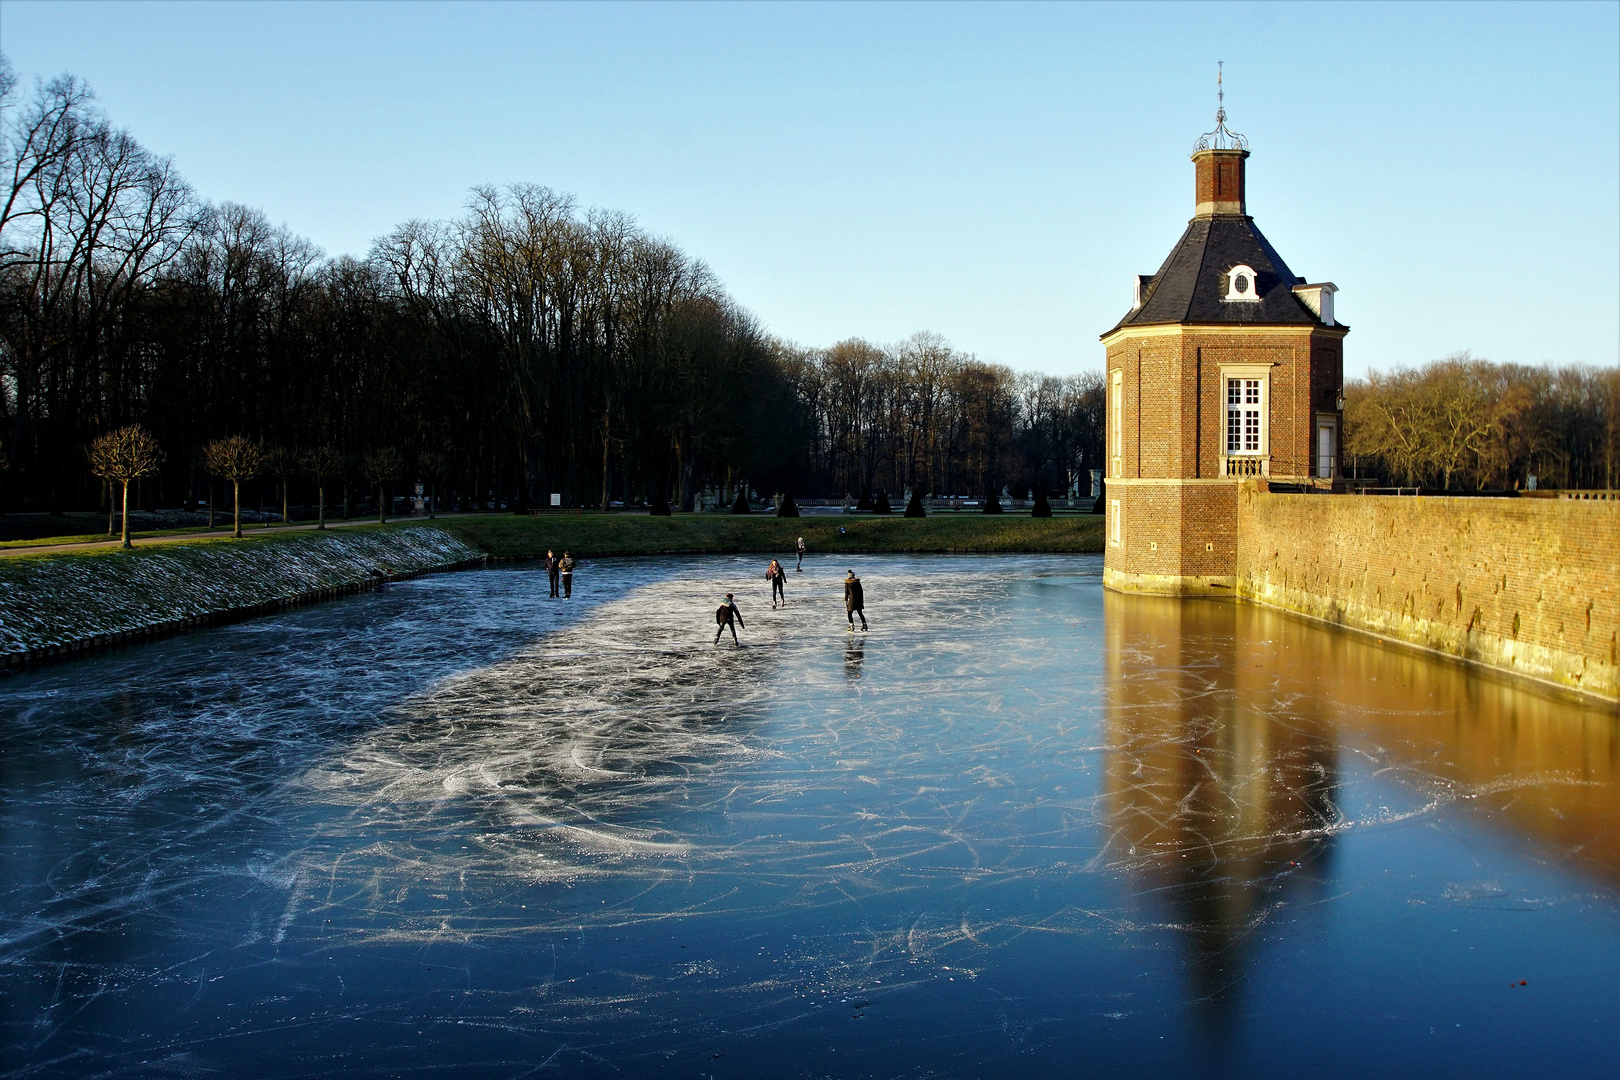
[1235,487,1619,702]
[1101,325,1344,593]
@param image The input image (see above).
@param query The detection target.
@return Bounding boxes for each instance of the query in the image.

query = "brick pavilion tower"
[1101,88,1347,596]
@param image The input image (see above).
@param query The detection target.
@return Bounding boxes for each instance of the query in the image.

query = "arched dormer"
[1224,264,1260,302]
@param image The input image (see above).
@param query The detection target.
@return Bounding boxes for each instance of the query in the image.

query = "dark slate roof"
[1108,215,1335,333]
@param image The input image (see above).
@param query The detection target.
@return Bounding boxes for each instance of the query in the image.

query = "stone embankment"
[0,525,485,669]
[1236,488,1619,703]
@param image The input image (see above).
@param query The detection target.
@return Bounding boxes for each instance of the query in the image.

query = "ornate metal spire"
[1193,61,1249,153]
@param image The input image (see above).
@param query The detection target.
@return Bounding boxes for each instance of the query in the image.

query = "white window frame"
[1218,364,1271,477]
[1315,414,1338,479]
[1109,499,1122,546]
[1110,370,1123,477]
[1224,263,1261,303]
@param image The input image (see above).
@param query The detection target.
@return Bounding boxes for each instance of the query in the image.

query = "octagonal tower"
[1101,107,1347,596]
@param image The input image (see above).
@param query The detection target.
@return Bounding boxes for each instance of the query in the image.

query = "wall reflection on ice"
[1100,589,1619,1022]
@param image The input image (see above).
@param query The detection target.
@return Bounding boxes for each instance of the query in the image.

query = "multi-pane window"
[1110,371,1123,474]
[1226,378,1262,454]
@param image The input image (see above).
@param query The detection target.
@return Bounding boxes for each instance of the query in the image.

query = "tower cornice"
[1100,322,1350,347]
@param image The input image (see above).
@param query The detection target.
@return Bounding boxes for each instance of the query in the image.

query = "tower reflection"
[1102,593,1339,1021]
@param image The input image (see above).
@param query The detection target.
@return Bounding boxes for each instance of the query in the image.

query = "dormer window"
[1224,263,1260,302]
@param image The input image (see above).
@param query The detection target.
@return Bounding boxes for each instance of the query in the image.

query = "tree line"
[7,60,1609,519]
[0,59,1104,519]
[1343,355,1618,491]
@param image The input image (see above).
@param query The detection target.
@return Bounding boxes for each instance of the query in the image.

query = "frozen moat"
[1,554,1616,1077]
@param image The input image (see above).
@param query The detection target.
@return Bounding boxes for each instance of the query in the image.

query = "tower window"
[1110,370,1123,475]
[1227,378,1263,453]
[1224,263,1260,302]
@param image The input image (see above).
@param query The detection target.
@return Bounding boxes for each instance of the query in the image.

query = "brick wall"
[1104,325,1346,588]
[1236,488,1620,702]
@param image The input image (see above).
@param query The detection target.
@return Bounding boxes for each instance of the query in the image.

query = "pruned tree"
[301,444,343,529]
[418,450,446,519]
[203,436,262,538]
[262,444,298,527]
[364,447,404,524]
[87,425,163,548]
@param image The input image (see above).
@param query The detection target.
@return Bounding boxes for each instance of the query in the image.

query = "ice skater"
[559,551,575,599]
[795,536,805,571]
[714,592,745,645]
[844,569,867,631]
[767,558,787,608]
[545,549,560,598]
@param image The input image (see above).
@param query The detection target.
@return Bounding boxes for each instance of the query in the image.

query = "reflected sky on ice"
[1,555,1616,1078]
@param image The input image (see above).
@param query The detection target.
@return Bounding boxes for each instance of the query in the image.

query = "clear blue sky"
[3,1,1616,377]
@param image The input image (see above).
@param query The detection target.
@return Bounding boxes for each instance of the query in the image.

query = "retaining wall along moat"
[1236,489,1619,702]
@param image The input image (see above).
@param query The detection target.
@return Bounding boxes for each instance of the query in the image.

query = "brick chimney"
[1193,147,1247,217]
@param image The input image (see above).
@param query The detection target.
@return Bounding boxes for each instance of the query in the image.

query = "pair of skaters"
[765,536,806,605]
[543,549,576,598]
[714,567,865,646]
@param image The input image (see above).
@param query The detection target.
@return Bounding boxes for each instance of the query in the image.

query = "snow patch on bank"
[0,525,484,660]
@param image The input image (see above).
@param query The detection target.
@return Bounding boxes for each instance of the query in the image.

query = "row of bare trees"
[0,58,1106,517]
[1343,355,1619,490]
[0,58,788,517]
[778,332,1107,502]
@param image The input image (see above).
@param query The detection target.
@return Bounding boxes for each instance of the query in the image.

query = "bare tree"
[87,425,162,547]
[418,450,446,519]
[364,447,404,524]
[203,436,262,538]
[261,444,298,527]
[301,445,343,529]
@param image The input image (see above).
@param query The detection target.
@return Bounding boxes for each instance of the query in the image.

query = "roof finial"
[1194,61,1248,154]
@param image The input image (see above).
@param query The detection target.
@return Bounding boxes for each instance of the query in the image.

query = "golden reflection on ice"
[1103,592,1620,901]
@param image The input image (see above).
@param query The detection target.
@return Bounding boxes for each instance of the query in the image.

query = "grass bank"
[0,514,1099,667]
[436,512,1105,560]
[0,524,483,666]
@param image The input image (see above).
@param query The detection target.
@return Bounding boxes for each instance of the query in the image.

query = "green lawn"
[436,512,1105,560]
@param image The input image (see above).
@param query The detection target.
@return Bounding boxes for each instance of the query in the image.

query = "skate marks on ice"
[285,556,1114,945]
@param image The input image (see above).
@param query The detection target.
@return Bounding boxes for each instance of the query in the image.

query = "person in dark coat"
[559,552,575,599]
[714,592,745,645]
[767,559,787,608]
[545,549,560,598]
[844,570,867,631]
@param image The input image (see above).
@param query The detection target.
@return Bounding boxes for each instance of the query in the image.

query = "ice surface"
[1,555,1616,1077]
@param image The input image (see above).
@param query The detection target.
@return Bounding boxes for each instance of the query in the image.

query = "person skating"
[559,551,576,599]
[844,569,867,631]
[545,549,560,598]
[714,592,745,645]
[795,536,805,571]
[767,558,787,608]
